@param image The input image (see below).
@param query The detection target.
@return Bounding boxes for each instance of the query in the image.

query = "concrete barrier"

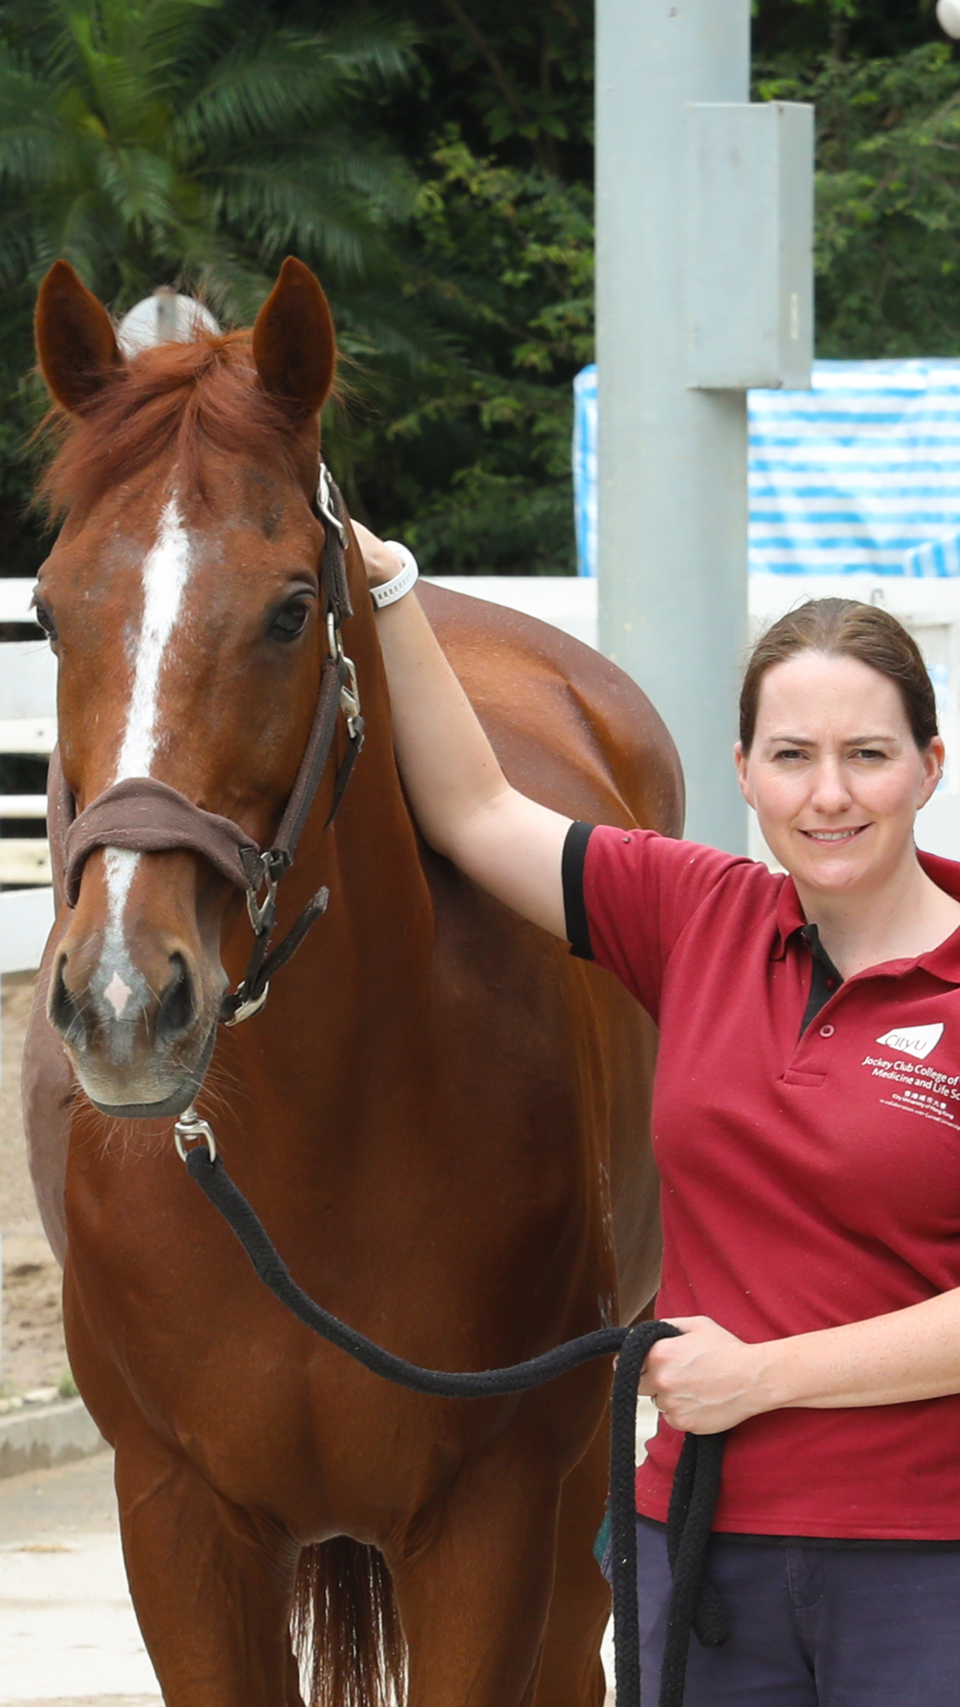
[0,1397,107,1480]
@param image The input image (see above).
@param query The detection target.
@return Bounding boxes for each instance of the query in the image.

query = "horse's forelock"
[38,331,316,518]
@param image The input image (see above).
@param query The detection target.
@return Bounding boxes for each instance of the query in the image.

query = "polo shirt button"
[819,1023,835,1038]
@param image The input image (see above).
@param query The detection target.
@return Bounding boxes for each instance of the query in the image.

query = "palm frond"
[93,144,180,231]
[170,30,408,161]
[0,0,433,429]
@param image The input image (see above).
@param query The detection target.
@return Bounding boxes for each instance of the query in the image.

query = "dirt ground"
[0,971,69,1397]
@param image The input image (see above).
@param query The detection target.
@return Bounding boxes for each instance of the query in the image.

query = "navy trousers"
[634,1519,960,1706]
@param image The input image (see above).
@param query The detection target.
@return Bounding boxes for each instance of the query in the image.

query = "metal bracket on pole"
[686,102,814,392]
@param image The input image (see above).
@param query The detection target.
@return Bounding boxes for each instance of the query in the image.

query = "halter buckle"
[339,657,362,738]
[316,461,347,547]
[245,855,283,935]
[174,1104,217,1163]
[326,612,362,739]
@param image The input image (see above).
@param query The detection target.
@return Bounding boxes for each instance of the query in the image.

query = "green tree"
[317,1,596,572]
[22,4,960,577]
[268,0,594,183]
[0,0,598,576]
[0,0,418,571]
[358,133,592,572]
[755,1,960,357]
[754,0,939,63]
[0,0,416,319]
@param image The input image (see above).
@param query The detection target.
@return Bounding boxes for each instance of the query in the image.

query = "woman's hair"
[739,598,939,754]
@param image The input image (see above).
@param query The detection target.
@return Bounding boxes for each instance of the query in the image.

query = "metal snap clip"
[174,1104,217,1162]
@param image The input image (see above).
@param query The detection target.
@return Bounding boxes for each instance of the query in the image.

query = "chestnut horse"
[22,256,682,1707]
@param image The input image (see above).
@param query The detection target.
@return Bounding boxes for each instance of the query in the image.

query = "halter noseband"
[55,464,365,1026]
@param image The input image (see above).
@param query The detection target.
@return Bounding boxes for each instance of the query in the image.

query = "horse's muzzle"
[47,864,226,1116]
[84,1022,219,1120]
[48,951,218,1117]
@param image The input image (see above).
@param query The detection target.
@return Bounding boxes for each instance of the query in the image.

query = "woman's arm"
[356,524,571,938]
[640,1290,960,1435]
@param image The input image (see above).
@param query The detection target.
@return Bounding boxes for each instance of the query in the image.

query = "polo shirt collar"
[770,848,960,986]
[772,875,805,960]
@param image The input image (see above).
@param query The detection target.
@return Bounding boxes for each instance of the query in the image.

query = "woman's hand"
[639,1289,960,1429]
[351,519,402,590]
[639,1316,771,1434]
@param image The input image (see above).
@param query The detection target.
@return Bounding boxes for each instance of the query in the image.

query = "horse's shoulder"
[20,917,73,1265]
[417,581,683,835]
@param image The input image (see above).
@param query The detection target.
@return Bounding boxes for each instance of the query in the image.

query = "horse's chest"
[65,1189,541,1534]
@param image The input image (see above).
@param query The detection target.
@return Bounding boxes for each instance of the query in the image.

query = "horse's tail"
[291,1537,406,1707]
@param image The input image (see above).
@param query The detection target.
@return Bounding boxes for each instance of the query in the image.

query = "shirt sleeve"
[561,820,595,959]
[562,821,749,1019]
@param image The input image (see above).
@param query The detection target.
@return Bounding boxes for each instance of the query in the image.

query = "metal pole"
[596,0,751,852]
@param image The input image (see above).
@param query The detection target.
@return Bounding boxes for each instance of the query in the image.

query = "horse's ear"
[35,261,122,412]
[253,257,336,421]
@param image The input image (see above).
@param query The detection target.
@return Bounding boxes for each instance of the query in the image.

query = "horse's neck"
[330,713,434,969]
[229,735,433,1143]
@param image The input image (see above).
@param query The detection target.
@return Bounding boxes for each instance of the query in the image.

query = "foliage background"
[1,0,959,577]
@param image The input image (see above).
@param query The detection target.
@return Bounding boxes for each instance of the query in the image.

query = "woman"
[357,525,960,1706]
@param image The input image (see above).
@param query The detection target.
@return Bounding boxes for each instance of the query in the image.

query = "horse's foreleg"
[388,1425,562,1707]
[114,1426,303,1707]
[534,1414,611,1707]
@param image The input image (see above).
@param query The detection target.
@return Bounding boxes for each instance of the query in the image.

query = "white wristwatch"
[370,542,419,610]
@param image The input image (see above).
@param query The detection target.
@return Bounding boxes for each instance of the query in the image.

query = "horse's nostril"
[156,953,196,1043]
[49,956,84,1046]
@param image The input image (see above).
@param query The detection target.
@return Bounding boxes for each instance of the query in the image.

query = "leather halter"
[54,464,365,1026]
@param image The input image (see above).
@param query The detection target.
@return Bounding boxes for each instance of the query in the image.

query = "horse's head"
[34,257,359,1116]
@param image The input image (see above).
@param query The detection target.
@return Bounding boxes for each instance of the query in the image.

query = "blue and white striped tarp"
[572,366,598,580]
[903,532,960,579]
[750,361,960,577]
[573,360,960,578]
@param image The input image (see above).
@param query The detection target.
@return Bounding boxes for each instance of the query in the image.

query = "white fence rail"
[1,579,55,975]
[0,888,55,977]
[4,568,960,976]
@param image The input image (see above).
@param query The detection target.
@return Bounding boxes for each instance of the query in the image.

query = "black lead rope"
[184,1147,730,1707]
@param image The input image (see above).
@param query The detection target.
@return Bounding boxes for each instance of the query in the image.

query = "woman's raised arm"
[355,524,572,939]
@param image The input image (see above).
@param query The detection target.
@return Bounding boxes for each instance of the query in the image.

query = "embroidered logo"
[875,1022,945,1061]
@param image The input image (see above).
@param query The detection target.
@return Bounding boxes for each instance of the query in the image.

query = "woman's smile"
[799,825,869,843]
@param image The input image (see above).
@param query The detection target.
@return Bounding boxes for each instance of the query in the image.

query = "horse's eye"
[33,601,58,643]
[270,598,310,642]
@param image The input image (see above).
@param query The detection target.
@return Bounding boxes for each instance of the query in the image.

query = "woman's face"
[735,651,944,901]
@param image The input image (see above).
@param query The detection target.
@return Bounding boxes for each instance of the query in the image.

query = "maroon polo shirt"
[564,822,960,1539]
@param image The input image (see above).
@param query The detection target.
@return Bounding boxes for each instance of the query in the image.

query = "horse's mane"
[39,332,315,518]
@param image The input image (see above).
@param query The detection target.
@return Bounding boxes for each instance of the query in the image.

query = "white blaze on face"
[101,493,194,990]
[114,493,193,782]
